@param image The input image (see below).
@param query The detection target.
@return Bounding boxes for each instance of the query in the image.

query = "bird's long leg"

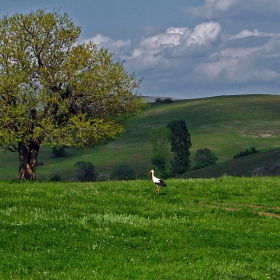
[155,187,160,195]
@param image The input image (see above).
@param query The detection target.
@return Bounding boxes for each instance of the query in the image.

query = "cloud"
[83,34,131,56]
[182,21,221,47]
[122,21,221,71]
[193,28,280,85]
[84,20,280,98]
[184,0,237,19]
[184,0,280,20]
[229,29,275,40]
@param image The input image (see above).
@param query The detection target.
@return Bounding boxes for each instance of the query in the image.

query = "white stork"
[148,170,167,195]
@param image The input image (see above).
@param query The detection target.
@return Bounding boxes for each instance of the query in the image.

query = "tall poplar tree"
[167,119,191,174]
[0,10,145,180]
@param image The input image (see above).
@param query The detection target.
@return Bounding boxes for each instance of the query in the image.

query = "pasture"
[1,94,280,180]
[0,177,279,279]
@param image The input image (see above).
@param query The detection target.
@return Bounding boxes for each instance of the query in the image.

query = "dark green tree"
[233,147,260,159]
[74,161,98,182]
[194,148,218,169]
[0,10,145,180]
[151,155,166,171]
[52,146,68,158]
[167,119,191,174]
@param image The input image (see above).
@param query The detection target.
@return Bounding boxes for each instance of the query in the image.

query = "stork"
[148,170,167,195]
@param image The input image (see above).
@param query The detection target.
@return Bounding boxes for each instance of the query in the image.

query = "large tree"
[0,10,145,180]
[167,119,192,174]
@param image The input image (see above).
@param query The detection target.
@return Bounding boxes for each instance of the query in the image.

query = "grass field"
[1,177,280,279]
[1,94,280,180]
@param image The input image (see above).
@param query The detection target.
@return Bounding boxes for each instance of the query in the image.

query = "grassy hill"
[1,94,280,180]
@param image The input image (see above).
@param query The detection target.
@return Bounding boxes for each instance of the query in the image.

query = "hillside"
[0,94,280,180]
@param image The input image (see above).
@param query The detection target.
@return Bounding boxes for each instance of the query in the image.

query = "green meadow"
[1,177,280,279]
[0,94,280,278]
[1,94,280,180]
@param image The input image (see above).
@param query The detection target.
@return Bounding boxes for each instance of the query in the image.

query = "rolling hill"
[1,94,280,180]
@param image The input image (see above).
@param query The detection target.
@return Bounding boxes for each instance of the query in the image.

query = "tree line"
[149,119,218,178]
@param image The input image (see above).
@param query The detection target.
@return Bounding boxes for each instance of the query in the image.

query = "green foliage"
[233,146,260,159]
[74,161,98,182]
[155,97,173,103]
[0,9,145,179]
[151,155,166,171]
[194,148,218,169]
[149,126,171,172]
[0,178,280,279]
[51,146,68,158]
[110,163,136,180]
[49,174,61,182]
[167,119,192,174]
[1,95,280,180]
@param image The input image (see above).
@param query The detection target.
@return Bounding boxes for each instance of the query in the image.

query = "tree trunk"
[18,142,40,180]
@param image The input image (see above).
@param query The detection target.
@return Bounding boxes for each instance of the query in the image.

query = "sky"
[1,0,280,99]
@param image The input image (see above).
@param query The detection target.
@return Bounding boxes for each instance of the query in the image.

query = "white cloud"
[193,48,279,84]
[229,29,279,40]
[139,27,187,49]
[192,31,280,85]
[258,36,280,58]
[83,34,131,56]
[122,21,222,71]
[184,0,280,20]
[84,22,280,97]
[181,21,221,47]
[185,0,238,19]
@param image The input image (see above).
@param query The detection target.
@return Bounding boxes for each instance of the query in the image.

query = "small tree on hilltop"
[167,119,191,174]
[0,10,145,180]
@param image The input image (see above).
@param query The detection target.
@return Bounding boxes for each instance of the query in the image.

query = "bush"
[151,155,166,171]
[162,98,173,103]
[110,163,136,181]
[155,97,173,103]
[74,161,98,182]
[194,148,218,169]
[49,175,61,182]
[155,97,163,103]
[233,147,260,159]
[52,146,68,158]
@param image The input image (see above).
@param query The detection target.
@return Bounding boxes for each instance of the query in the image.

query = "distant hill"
[179,148,280,178]
[1,94,280,180]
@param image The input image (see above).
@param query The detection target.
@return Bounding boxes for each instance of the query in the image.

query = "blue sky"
[1,0,280,99]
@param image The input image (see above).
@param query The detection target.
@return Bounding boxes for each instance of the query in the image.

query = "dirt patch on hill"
[200,201,280,219]
[239,129,280,138]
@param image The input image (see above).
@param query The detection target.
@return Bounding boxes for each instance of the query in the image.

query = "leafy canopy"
[194,148,218,168]
[167,119,192,172]
[0,9,145,151]
[149,126,171,172]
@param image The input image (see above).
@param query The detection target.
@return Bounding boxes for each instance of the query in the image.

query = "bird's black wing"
[156,179,166,187]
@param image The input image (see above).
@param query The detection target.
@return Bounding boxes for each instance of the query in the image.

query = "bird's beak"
[148,171,151,175]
